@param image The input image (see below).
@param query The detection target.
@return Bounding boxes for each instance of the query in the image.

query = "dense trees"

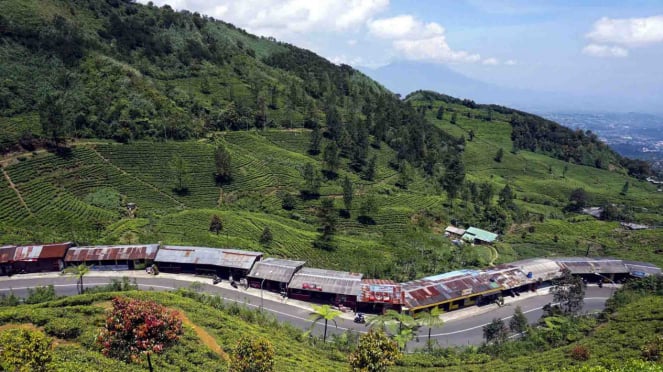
[483,318,508,344]
[97,297,183,372]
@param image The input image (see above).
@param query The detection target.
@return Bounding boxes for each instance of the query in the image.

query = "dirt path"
[2,168,32,215]
[179,312,229,362]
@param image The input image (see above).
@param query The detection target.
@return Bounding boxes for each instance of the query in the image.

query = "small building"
[555,257,630,282]
[247,258,305,292]
[0,245,16,276]
[288,268,363,308]
[444,226,466,239]
[65,244,159,271]
[401,270,502,313]
[12,242,71,273]
[461,227,498,245]
[155,246,262,279]
[357,279,403,313]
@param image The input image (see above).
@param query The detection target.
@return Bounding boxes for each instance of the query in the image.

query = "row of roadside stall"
[1,242,661,314]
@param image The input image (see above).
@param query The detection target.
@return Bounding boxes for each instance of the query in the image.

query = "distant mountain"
[360,61,657,113]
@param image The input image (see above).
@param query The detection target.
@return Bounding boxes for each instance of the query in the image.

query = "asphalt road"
[0,276,614,349]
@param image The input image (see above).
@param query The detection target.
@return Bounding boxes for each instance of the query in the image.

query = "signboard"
[302,283,323,291]
[359,283,402,304]
[461,288,472,296]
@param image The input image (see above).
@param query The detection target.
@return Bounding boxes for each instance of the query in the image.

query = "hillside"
[0,288,347,371]
[0,0,661,278]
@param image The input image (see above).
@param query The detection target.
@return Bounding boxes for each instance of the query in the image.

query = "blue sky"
[140,0,663,112]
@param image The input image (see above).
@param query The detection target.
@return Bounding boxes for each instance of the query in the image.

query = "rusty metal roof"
[484,266,529,290]
[65,244,159,262]
[13,242,71,261]
[555,257,629,274]
[289,267,363,296]
[402,271,501,310]
[156,246,262,269]
[247,258,305,283]
[0,246,15,264]
[359,279,403,304]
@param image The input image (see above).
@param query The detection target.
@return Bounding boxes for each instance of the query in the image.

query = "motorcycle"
[212,275,221,285]
[354,313,366,324]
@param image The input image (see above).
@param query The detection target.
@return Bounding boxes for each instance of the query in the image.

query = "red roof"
[13,242,71,261]
[0,246,15,264]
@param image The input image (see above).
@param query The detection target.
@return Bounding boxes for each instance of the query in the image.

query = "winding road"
[0,274,614,349]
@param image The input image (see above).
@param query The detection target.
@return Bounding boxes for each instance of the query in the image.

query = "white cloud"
[505,59,517,65]
[139,0,389,37]
[582,44,629,58]
[482,57,499,65]
[347,39,358,46]
[367,15,485,64]
[587,15,663,47]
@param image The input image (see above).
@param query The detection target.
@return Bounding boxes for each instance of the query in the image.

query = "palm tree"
[367,309,416,333]
[309,304,342,342]
[63,264,91,294]
[390,326,414,351]
[415,307,445,350]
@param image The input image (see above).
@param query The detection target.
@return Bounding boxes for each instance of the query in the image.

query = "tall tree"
[0,328,53,372]
[308,124,322,155]
[498,184,515,210]
[494,147,504,162]
[230,336,275,372]
[363,155,377,181]
[254,96,267,130]
[567,188,588,212]
[348,330,400,372]
[620,181,629,196]
[214,144,232,183]
[468,129,475,141]
[342,176,353,214]
[63,264,91,294]
[209,214,223,235]
[169,154,190,192]
[483,318,508,344]
[309,304,342,342]
[441,156,465,202]
[436,105,444,120]
[509,306,528,334]
[97,297,183,372]
[39,91,69,147]
[259,226,273,245]
[322,141,340,175]
[314,198,337,250]
[451,112,458,124]
[301,163,320,197]
[550,268,585,316]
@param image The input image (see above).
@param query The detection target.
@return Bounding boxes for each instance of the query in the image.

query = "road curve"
[0,275,614,348]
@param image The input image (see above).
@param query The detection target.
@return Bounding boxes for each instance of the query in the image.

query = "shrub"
[570,344,590,361]
[229,336,275,372]
[44,317,82,339]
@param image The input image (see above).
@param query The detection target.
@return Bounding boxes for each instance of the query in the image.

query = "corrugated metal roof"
[65,244,159,262]
[484,266,529,290]
[402,271,501,309]
[156,246,262,269]
[507,258,563,282]
[555,258,629,274]
[13,242,71,261]
[462,227,498,243]
[359,279,402,304]
[445,226,466,235]
[289,267,363,296]
[0,246,16,264]
[622,261,662,277]
[247,258,305,283]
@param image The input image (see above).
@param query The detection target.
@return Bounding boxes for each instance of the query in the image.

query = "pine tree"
[494,147,504,162]
[342,176,353,213]
[308,124,322,155]
[322,141,340,175]
[436,105,444,120]
[364,155,377,181]
[451,112,458,124]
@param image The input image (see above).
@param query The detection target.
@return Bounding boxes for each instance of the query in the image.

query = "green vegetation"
[0,289,346,371]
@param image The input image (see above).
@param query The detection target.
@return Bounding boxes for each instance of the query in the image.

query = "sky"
[139,0,663,113]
